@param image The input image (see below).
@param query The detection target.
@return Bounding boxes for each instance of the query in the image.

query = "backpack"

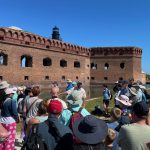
[17,98,24,114]
[69,108,83,144]
[21,124,48,150]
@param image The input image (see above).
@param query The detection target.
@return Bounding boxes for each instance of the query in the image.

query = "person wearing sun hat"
[118,101,150,150]
[36,100,74,150]
[66,79,73,91]
[73,115,108,149]
[0,88,18,150]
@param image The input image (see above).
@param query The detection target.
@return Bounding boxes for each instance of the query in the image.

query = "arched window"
[104,63,109,70]
[74,61,80,68]
[21,55,32,67]
[43,58,52,66]
[60,59,67,67]
[120,62,125,69]
[0,53,7,65]
[91,63,97,69]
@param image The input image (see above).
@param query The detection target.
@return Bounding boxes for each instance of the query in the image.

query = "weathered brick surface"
[0,27,145,86]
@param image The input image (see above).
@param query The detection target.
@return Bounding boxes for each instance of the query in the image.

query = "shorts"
[103,99,110,106]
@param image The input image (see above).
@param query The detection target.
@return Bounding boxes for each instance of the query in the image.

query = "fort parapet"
[0,27,145,86]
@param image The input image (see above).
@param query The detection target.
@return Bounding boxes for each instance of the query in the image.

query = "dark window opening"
[45,76,49,80]
[104,63,109,70]
[21,55,32,67]
[91,63,97,69]
[24,76,29,80]
[46,45,50,49]
[0,76,3,80]
[25,41,30,45]
[74,61,80,68]
[120,63,125,69]
[104,77,108,80]
[60,59,67,67]
[43,58,52,66]
[91,77,95,80]
[119,77,123,80]
[87,64,89,67]
[87,77,89,80]
[0,53,8,65]
[62,76,65,80]
[63,49,65,51]
[76,76,79,80]
[0,37,4,40]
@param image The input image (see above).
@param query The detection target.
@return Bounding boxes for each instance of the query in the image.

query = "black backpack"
[21,124,48,150]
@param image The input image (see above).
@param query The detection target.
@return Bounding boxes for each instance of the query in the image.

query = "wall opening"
[62,75,65,80]
[45,76,49,80]
[91,63,97,69]
[87,77,89,80]
[60,59,67,67]
[91,77,95,80]
[120,62,125,69]
[74,61,80,68]
[24,76,29,80]
[119,77,123,80]
[21,55,32,67]
[0,53,8,65]
[104,63,109,70]
[43,58,52,66]
[104,77,108,80]
[76,76,79,80]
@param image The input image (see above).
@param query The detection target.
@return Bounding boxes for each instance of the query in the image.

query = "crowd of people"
[0,78,149,150]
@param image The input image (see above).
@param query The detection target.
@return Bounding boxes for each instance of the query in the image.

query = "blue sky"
[0,0,150,74]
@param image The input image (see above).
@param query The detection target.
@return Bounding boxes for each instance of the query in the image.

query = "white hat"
[116,95,131,106]
[66,79,72,83]
[5,88,16,95]
[0,81,10,90]
[139,85,146,90]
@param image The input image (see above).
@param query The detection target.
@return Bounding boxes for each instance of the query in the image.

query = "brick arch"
[36,37,41,43]
[60,42,63,48]
[41,38,45,44]
[6,30,13,38]
[13,32,19,39]
[63,43,67,49]
[0,29,6,37]
[24,35,31,42]
[31,36,36,43]
[18,33,24,40]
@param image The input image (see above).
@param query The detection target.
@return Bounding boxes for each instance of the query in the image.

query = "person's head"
[24,87,32,96]
[129,87,138,98]
[122,80,128,88]
[103,84,107,89]
[116,95,131,108]
[52,81,58,87]
[105,128,116,147]
[0,81,9,91]
[31,85,40,96]
[66,79,72,85]
[72,81,77,88]
[5,88,16,98]
[50,86,59,97]
[129,77,134,84]
[73,115,108,145]
[132,101,149,122]
[77,81,82,89]
[37,101,48,116]
[48,100,63,117]
[110,107,122,121]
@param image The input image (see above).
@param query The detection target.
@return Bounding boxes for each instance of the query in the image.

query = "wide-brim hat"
[73,115,108,144]
[129,87,138,96]
[0,81,10,90]
[66,79,72,83]
[5,88,16,95]
[116,95,131,106]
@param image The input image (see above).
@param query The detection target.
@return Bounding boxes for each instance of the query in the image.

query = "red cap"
[48,100,62,114]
